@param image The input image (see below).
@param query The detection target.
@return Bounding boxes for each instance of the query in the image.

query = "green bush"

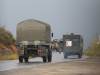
[85,39,100,57]
[0,53,18,60]
[0,26,17,60]
[0,26,15,45]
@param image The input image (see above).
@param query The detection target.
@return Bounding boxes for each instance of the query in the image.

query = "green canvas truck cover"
[16,19,51,44]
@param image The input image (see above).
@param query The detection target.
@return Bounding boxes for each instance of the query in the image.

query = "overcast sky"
[0,0,100,48]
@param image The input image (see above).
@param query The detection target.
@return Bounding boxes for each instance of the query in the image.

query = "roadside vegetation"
[85,38,100,57]
[0,26,18,60]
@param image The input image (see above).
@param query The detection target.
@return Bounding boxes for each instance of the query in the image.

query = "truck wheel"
[43,56,47,63]
[78,54,82,59]
[24,58,28,63]
[64,53,68,59]
[19,56,23,63]
[48,54,52,62]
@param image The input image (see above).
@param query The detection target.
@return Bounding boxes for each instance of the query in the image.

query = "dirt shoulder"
[0,58,100,75]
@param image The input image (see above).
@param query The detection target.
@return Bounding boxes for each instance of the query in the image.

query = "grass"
[84,49,100,57]
[84,39,100,57]
[0,53,18,60]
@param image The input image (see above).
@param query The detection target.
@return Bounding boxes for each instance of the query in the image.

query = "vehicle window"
[65,40,72,47]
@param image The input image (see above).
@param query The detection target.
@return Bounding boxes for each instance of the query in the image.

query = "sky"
[0,0,100,48]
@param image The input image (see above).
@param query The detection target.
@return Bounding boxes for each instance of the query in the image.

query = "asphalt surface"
[0,51,87,71]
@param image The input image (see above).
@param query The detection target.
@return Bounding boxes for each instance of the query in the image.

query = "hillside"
[0,26,17,60]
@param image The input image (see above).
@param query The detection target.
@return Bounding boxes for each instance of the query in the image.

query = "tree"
[0,26,15,45]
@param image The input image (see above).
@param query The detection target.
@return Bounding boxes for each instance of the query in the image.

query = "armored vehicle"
[63,33,83,58]
[16,19,52,63]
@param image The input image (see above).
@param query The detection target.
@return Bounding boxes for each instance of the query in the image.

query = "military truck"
[16,19,52,63]
[63,33,83,58]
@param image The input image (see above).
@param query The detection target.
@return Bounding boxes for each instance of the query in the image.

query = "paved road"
[0,52,87,71]
[0,57,100,75]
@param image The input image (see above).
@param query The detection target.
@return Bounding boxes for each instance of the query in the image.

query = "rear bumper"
[63,49,82,55]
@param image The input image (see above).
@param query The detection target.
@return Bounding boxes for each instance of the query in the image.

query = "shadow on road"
[18,61,44,66]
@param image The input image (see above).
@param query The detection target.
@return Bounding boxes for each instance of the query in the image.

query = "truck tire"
[64,55,68,59]
[43,56,47,63]
[64,53,68,59]
[19,56,23,63]
[24,58,28,63]
[78,54,82,59]
[48,54,52,62]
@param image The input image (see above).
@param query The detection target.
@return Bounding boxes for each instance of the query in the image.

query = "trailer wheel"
[43,56,47,63]
[19,56,23,63]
